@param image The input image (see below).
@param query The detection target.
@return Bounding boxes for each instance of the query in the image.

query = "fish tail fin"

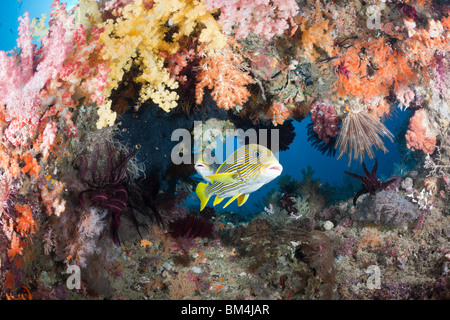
[237,194,249,206]
[196,182,210,211]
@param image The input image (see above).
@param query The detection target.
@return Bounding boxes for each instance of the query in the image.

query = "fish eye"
[254,151,260,158]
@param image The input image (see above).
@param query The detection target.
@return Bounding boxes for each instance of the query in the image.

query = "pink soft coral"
[206,0,299,40]
[394,83,415,109]
[41,20,109,138]
[0,12,71,127]
[47,24,110,108]
[405,109,437,154]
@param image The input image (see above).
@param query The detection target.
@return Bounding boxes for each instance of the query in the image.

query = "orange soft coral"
[2,204,38,261]
[14,204,37,238]
[4,272,15,291]
[335,37,416,105]
[403,24,450,70]
[266,103,292,126]
[7,232,24,260]
[196,39,253,110]
[300,18,334,62]
[405,109,437,154]
[367,98,391,121]
[21,153,41,178]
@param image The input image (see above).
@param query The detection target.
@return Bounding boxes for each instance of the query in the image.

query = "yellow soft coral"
[75,0,103,29]
[97,0,226,127]
[31,13,48,41]
[96,100,117,130]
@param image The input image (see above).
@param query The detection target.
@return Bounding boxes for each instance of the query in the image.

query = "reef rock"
[356,190,421,226]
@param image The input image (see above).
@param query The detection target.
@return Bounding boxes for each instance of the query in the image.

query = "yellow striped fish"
[195,144,283,211]
[194,154,220,184]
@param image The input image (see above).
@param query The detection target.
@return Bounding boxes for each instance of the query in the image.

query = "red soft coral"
[160,48,196,83]
[310,101,340,144]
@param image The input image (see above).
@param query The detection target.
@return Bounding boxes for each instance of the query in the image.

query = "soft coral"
[405,109,437,155]
[206,0,299,40]
[0,12,71,127]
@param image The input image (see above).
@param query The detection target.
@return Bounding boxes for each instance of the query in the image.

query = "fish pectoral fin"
[223,194,241,209]
[213,196,224,206]
[237,194,249,206]
[196,182,211,211]
[205,172,238,184]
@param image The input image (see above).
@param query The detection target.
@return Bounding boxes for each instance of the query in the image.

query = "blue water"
[186,109,410,216]
[0,0,78,51]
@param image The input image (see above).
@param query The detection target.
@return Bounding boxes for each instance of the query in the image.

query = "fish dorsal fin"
[237,194,249,206]
[223,194,241,209]
[213,195,224,206]
[206,172,238,184]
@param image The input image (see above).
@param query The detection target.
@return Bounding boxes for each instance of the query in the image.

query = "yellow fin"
[196,182,210,211]
[237,194,249,206]
[223,194,240,209]
[213,196,224,206]
[206,172,238,184]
